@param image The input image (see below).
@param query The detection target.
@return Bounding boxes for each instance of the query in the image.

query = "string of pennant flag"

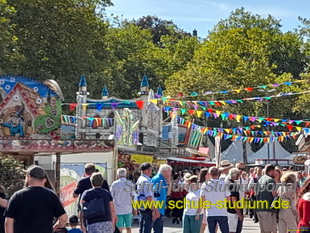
[159,79,310,99]
[176,116,306,143]
[165,107,310,128]
[176,116,309,136]
[62,100,144,111]
[150,89,310,107]
[61,115,114,127]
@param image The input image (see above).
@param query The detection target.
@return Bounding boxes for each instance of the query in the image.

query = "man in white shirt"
[111,168,136,233]
[219,160,234,181]
[136,163,156,233]
[201,167,230,233]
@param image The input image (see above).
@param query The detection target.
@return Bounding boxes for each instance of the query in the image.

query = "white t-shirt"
[200,179,231,217]
[111,178,136,215]
[184,189,201,216]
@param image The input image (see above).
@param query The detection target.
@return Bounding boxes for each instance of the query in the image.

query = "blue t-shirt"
[151,174,167,215]
[68,229,83,233]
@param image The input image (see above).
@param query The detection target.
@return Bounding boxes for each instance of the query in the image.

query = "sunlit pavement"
[131,216,260,233]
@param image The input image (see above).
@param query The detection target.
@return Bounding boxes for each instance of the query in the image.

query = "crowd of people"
[0,162,310,233]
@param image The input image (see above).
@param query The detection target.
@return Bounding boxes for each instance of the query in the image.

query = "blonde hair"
[280,172,296,183]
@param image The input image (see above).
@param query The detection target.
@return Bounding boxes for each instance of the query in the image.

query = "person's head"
[117,168,127,179]
[90,172,103,188]
[302,171,308,178]
[219,160,233,174]
[183,172,192,181]
[158,164,172,180]
[236,162,245,172]
[69,215,79,228]
[297,171,302,180]
[209,167,219,179]
[199,168,209,183]
[24,165,48,188]
[289,166,294,171]
[274,168,282,182]
[249,168,254,174]
[257,167,263,176]
[193,168,200,176]
[185,175,199,191]
[133,171,140,179]
[264,164,276,178]
[228,168,240,181]
[140,163,153,177]
[283,168,287,172]
[84,163,96,176]
[173,172,180,181]
[241,171,247,180]
[298,178,310,200]
[280,172,296,184]
[177,169,183,176]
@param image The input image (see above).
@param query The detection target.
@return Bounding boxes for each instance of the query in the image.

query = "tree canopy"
[0,4,309,119]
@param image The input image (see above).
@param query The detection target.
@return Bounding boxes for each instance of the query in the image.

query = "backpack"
[82,189,106,220]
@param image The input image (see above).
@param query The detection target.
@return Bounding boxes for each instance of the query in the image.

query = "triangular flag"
[69,103,77,111]
[150,99,158,104]
[82,104,88,111]
[96,103,104,112]
[136,100,144,109]
[197,111,203,118]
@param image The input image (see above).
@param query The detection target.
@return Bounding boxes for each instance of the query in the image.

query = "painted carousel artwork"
[0,76,62,139]
[0,75,114,153]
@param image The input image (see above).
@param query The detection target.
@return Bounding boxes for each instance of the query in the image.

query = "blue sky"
[105,0,310,37]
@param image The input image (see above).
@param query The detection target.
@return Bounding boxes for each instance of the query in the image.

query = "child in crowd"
[68,215,82,233]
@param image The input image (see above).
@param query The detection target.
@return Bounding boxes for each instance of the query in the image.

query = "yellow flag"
[236,115,242,122]
[82,104,88,111]
[220,101,226,105]
[274,119,281,122]
[235,89,241,93]
[197,111,203,118]
[216,110,221,116]
[150,99,158,104]
[296,127,302,132]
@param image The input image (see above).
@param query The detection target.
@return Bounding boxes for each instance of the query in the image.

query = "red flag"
[245,87,254,91]
[69,103,77,111]
[136,100,144,109]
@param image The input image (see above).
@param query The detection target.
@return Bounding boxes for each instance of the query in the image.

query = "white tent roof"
[247,142,292,163]
[221,141,253,163]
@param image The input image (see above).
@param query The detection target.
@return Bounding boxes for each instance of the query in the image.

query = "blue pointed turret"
[140,74,149,87]
[79,75,87,87]
[101,85,109,96]
[156,85,163,97]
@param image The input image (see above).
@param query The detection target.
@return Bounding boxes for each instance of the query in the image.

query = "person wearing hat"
[136,163,157,233]
[219,160,234,181]
[73,163,109,200]
[5,165,68,233]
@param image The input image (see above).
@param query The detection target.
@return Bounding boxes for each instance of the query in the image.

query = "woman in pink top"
[297,178,310,233]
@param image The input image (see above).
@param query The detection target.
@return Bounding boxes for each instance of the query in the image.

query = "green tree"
[165,8,309,118]
[6,0,112,101]
[0,155,24,198]
[0,0,23,74]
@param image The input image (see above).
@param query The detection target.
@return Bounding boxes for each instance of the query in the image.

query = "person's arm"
[0,197,8,208]
[73,179,85,198]
[109,201,117,228]
[231,196,243,220]
[53,213,68,230]
[79,200,87,233]
[5,217,14,233]
[195,197,204,220]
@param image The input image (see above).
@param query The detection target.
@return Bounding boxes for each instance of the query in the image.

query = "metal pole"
[55,153,61,196]
[267,100,270,163]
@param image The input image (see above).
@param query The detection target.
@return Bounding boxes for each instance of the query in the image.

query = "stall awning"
[185,147,210,157]
[167,157,216,166]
